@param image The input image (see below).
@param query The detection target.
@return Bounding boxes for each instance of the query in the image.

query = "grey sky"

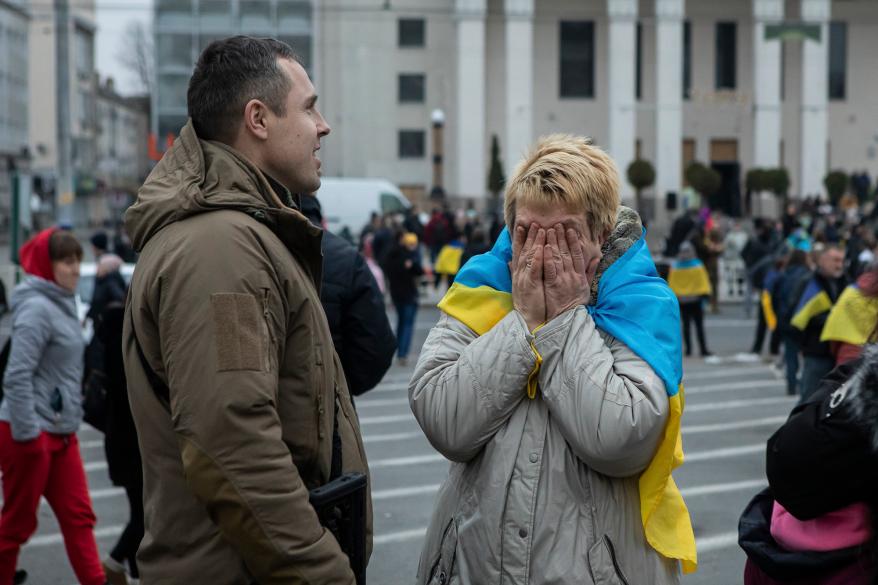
[95,0,153,96]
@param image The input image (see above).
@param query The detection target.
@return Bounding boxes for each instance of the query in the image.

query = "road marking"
[685,443,764,462]
[374,527,428,545]
[685,380,784,395]
[696,531,741,553]
[359,413,414,425]
[373,484,440,501]
[685,395,794,412]
[680,479,766,497]
[682,416,787,434]
[29,525,123,547]
[357,397,409,408]
[84,461,107,472]
[80,440,103,449]
[682,365,771,382]
[365,382,408,394]
[369,453,446,469]
[363,431,424,444]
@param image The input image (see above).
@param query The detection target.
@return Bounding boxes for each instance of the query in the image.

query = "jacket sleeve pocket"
[427,518,459,585]
[588,535,631,585]
[210,293,264,372]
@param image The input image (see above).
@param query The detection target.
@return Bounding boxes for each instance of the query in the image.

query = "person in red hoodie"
[0,228,107,585]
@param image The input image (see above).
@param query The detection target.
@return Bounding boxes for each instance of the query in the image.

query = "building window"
[398,130,425,159]
[398,74,425,103]
[278,1,311,35]
[240,0,272,30]
[636,22,642,101]
[715,22,737,90]
[559,21,595,98]
[75,27,94,80]
[158,33,193,69]
[682,21,691,99]
[829,21,847,100]
[279,36,312,69]
[398,18,425,48]
[199,0,232,29]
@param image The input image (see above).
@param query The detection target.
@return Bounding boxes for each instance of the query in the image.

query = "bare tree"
[118,20,154,96]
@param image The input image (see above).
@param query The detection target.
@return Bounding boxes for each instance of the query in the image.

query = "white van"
[316,178,410,237]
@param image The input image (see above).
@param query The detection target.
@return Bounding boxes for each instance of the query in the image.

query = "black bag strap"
[330,389,342,481]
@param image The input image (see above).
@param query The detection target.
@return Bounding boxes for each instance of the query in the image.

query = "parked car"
[316,177,410,237]
[76,262,136,341]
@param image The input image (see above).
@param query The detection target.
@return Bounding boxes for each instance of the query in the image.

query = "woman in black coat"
[96,301,143,584]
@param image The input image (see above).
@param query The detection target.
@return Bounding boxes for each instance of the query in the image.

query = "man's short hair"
[187,36,300,143]
[503,134,620,240]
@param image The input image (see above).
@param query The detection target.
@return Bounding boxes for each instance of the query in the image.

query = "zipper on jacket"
[261,289,274,372]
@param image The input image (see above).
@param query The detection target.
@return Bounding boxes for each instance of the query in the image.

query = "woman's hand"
[544,224,602,321]
[510,224,547,331]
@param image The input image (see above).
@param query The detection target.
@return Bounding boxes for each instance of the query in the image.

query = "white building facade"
[0,0,29,228]
[314,0,878,222]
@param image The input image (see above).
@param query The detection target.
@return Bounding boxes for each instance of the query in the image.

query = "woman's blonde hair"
[503,134,620,240]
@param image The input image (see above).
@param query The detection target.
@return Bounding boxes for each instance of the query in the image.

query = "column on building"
[752,0,784,170]
[654,0,684,231]
[455,0,487,199]
[800,0,830,198]
[504,0,534,175]
[606,0,638,203]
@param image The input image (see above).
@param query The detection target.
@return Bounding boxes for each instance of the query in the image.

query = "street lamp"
[430,109,446,200]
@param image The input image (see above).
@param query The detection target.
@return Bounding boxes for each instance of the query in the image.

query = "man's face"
[263,59,330,194]
[514,203,598,246]
[817,248,844,279]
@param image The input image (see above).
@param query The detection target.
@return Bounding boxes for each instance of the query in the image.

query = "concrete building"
[153,0,314,141]
[94,78,151,226]
[313,0,878,226]
[27,0,99,227]
[0,0,30,231]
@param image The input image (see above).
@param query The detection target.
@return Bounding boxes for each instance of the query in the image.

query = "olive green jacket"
[123,120,371,584]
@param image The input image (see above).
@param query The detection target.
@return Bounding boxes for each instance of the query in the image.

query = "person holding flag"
[820,263,878,366]
[789,244,847,400]
[667,241,714,358]
[408,135,695,584]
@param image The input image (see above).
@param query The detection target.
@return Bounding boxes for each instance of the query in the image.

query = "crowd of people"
[0,34,876,585]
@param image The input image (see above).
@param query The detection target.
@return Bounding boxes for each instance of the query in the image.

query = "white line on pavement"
[680,479,766,497]
[84,461,107,472]
[682,416,787,435]
[685,443,764,462]
[682,366,771,382]
[369,453,446,469]
[80,440,103,449]
[373,484,440,501]
[363,431,424,445]
[365,382,408,394]
[29,525,123,547]
[374,527,427,545]
[684,395,795,412]
[685,380,784,395]
[357,397,409,408]
[696,531,741,553]
[359,413,414,425]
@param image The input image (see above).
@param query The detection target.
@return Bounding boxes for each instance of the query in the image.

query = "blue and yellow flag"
[668,259,712,298]
[791,278,834,331]
[434,240,464,275]
[438,228,697,573]
[821,284,878,346]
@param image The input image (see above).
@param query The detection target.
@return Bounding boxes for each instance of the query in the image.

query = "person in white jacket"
[409,134,695,585]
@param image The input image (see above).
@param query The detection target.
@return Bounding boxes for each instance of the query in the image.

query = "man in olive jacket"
[122,36,371,584]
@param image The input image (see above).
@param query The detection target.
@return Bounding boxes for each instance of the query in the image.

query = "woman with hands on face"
[408,135,695,585]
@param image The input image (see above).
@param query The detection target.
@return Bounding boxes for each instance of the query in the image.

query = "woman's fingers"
[528,229,546,282]
[512,225,525,265]
[570,229,587,275]
[557,224,574,273]
[519,223,539,271]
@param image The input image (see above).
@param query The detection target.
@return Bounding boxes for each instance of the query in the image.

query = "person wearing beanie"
[668,241,714,358]
[384,231,424,365]
[90,231,109,260]
[0,228,107,585]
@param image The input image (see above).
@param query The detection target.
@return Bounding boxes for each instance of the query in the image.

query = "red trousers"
[0,422,105,585]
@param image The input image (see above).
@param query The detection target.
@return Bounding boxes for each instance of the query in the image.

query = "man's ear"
[242,99,269,141]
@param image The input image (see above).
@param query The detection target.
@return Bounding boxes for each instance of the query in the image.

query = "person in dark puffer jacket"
[740,343,878,585]
[300,193,396,395]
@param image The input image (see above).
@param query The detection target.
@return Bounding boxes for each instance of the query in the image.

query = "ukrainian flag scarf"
[791,278,835,331]
[821,283,878,346]
[438,227,698,573]
[668,258,712,298]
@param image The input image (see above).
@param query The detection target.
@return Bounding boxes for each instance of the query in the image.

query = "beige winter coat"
[409,302,681,584]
